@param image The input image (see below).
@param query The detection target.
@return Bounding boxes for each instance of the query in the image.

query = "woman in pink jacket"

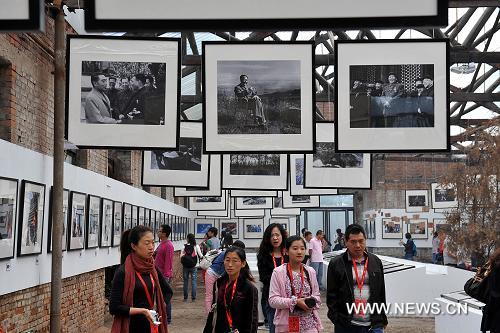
[269,235,323,333]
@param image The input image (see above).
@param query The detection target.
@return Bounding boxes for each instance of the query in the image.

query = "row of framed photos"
[405,184,458,213]
[66,36,450,154]
[194,217,290,240]
[365,217,449,240]
[0,176,190,260]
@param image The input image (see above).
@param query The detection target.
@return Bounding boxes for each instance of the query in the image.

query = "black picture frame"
[122,202,132,231]
[0,0,43,32]
[17,180,46,257]
[85,195,101,249]
[188,191,227,211]
[112,201,122,247]
[131,205,138,227]
[100,198,113,248]
[405,190,430,213]
[68,191,87,251]
[235,197,273,210]
[47,187,70,253]
[138,206,145,226]
[0,176,18,260]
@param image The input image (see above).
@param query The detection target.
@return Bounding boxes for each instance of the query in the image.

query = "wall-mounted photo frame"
[282,190,319,208]
[222,154,288,190]
[243,219,264,239]
[305,123,371,189]
[271,194,301,216]
[86,195,101,249]
[175,155,222,197]
[230,190,278,197]
[0,0,44,31]
[66,35,180,149]
[334,39,450,153]
[68,191,86,251]
[84,0,447,34]
[0,177,18,260]
[289,154,337,195]
[143,122,209,187]
[431,183,458,209]
[195,218,216,238]
[407,218,428,239]
[100,198,113,247]
[122,203,132,231]
[189,191,227,211]
[270,218,289,232]
[146,208,152,229]
[47,187,69,253]
[138,206,145,226]
[131,205,138,227]
[433,218,450,234]
[382,218,403,239]
[203,41,315,154]
[171,216,177,241]
[112,201,122,247]
[234,209,266,218]
[17,180,45,256]
[405,190,429,213]
[235,197,272,210]
[220,219,239,239]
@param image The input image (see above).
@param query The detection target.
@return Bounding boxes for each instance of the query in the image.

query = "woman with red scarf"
[110,225,173,333]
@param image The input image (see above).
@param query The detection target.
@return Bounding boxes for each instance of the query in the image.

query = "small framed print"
[138,207,145,226]
[68,192,86,251]
[100,198,113,247]
[289,154,337,196]
[86,195,101,249]
[17,180,46,256]
[405,190,429,213]
[382,218,403,239]
[270,218,289,231]
[243,219,264,239]
[407,218,428,239]
[0,177,18,260]
[171,216,178,241]
[0,0,44,31]
[235,197,272,210]
[112,201,122,247]
[122,203,132,231]
[174,155,222,197]
[305,123,371,189]
[431,183,458,209]
[142,122,209,187]
[189,191,227,211]
[47,188,69,253]
[271,194,301,216]
[234,209,266,218]
[282,190,319,208]
[66,35,180,149]
[222,154,288,190]
[433,218,450,234]
[334,39,450,152]
[230,190,278,197]
[220,219,239,239]
[131,206,138,227]
[195,218,216,238]
[146,209,152,229]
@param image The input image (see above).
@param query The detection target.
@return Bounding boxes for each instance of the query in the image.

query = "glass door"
[328,210,348,246]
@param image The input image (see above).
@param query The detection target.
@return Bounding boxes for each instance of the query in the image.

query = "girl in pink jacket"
[269,235,323,333]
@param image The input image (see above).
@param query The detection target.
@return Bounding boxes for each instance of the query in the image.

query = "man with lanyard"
[326,224,387,333]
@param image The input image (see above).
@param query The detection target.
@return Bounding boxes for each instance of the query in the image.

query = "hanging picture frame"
[142,122,209,187]
[0,0,44,31]
[66,35,180,149]
[289,154,337,195]
[122,203,132,231]
[243,219,264,239]
[334,39,450,153]
[47,187,69,253]
[305,123,371,189]
[197,196,231,218]
[430,183,458,209]
[112,201,122,247]
[138,206,145,226]
[405,190,429,213]
[188,191,227,211]
[100,198,113,247]
[382,218,403,239]
[407,218,428,239]
[174,155,222,197]
[271,194,301,216]
[235,197,272,210]
[131,205,138,227]
[220,219,239,239]
[282,189,319,208]
[195,218,216,238]
[86,195,101,249]
[0,177,18,260]
[17,180,45,256]
[230,190,278,197]
[234,209,266,218]
[68,191,86,251]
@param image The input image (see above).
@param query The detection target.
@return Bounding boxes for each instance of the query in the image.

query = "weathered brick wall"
[0,269,105,333]
[76,149,108,176]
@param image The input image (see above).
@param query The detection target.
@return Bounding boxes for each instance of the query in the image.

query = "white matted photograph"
[0,0,44,31]
[194,218,216,238]
[112,201,122,247]
[174,155,222,197]
[68,192,86,251]
[243,219,264,239]
[66,35,180,149]
[0,177,18,259]
[86,195,101,249]
[17,180,45,256]
[235,197,272,210]
[282,189,319,208]
[222,154,288,190]
[407,218,428,239]
[189,191,227,211]
[405,190,429,213]
[230,190,278,197]
[382,218,403,239]
[100,198,113,247]
[142,122,209,187]
[305,123,371,189]
[431,183,458,209]
[203,41,314,153]
[234,208,266,218]
[271,194,301,216]
[289,154,337,195]
[122,203,132,231]
[335,39,449,152]
[47,188,69,253]
[131,205,138,227]
[220,219,239,239]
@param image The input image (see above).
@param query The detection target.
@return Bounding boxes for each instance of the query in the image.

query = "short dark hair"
[240,74,248,81]
[233,240,246,249]
[336,228,342,234]
[208,227,218,237]
[90,74,104,87]
[345,224,366,241]
[286,235,306,249]
[133,73,147,85]
[301,228,307,235]
[405,232,412,239]
[304,231,312,237]
[161,224,171,238]
[316,230,323,236]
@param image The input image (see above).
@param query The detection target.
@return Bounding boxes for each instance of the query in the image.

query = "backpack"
[199,249,223,270]
[181,244,198,268]
[412,241,417,257]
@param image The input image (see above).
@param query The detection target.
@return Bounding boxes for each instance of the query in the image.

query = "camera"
[304,297,317,308]
[149,310,161,326]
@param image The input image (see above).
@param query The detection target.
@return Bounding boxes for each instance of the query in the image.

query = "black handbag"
[464,268,490,303]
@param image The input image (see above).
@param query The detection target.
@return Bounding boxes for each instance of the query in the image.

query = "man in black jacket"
[327,224,388,333]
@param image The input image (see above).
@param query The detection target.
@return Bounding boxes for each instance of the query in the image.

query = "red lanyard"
[224,276,239,330]
[287,264,305,298]
[272,252,283,268]
[352,257,369,295]
[136,272,155,309]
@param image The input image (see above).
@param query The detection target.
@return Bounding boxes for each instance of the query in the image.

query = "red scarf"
[111,252,168,333]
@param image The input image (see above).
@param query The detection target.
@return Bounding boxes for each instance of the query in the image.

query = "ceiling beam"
[448,0,500,7]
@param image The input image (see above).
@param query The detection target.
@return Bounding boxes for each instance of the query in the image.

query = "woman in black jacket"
[481,248,500,333]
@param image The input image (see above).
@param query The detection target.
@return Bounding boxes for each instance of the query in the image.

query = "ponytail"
[120,225,153,264]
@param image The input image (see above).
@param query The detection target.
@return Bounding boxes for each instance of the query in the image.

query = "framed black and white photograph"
[369,220,376,239]
[433,218,450,234]
[382,218,403,239]
[197,196,231,218]
[122,203,132,231]
[282,189,319,208]
[138,207,145,226]
[234,209,266,218]
[85,0,446,33]
[271,194,301,216]
[100,198,113,247]
[235,197,272,210]
[195,218,216,238]
[175,155,222,197]
[431,183,458,209]
[405,190,429,213]
[0,0,44,31]
[0,177,18,260]
[142,122,209,187]
[131,205,138,227]
[86,195,101,249]
[407,218,428,239]
[222,154,288,190]
[66,35,180,149]
[305,123,371,189]
[335,39,450,152]
[230,190,277,197]
[17,180,45,256]
[289,154,337,195]
[220,219,239,239]
[47,188,69,253]
[203,41,314,153]
[269,218,290,231]
[243,219,264,239]
[189,191,227,211]
[112,201,122,247]
[68,191,86,251]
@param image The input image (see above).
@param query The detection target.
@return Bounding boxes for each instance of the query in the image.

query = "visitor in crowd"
[399,233,416,261]
[309,230,325,290]
[221,232,234,249]
[322,236,332,253]
[479,248,500,333]
[432,232,440,264]
[257,223,288,333]
[154,224,174,324]
[180,233,203,302]
[110,226,172,333]
[269,235,323,333]
[199,232,209,283]
[204,240,246,313]
[206,227,220,251]
[327,224,387,333]
[203,246,258,333]
[301,228,308,239]
[333,229,346,251]
[443,234,458,267]
[304,231,313,264]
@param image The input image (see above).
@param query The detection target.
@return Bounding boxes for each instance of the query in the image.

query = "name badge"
[288,315,300,333]
[354,299,368,316]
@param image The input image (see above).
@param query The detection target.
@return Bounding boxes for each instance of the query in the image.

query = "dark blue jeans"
[165,277,172,324]
[264,301,276,333]
[335,324,384,333]
[183,267,198,300]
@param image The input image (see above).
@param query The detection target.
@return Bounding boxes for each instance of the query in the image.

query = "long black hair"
[120,225,153,264]
[187,233,196,246]
[224,246,254,282]
[257,223,286,261]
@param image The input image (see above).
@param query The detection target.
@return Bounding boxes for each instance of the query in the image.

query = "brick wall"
[76,149,108,176]
[0,269,105,333]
